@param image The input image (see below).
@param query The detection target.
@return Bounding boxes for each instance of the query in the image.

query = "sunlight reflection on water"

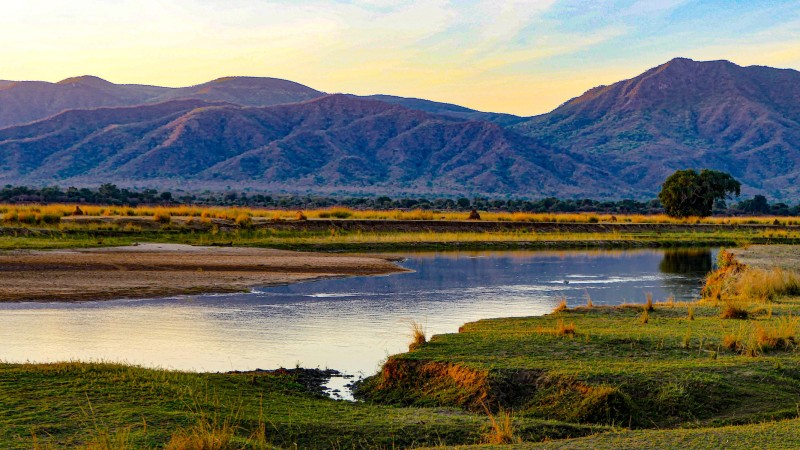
[0,249,714,378]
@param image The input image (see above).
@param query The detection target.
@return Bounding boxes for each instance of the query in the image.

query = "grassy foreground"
[359,249,800,447]
[0,362,602,449]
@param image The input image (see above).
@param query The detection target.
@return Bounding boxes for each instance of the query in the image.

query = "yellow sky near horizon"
[1,1,799,116]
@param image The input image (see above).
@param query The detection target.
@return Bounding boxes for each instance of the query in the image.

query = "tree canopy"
[658,169,741,218]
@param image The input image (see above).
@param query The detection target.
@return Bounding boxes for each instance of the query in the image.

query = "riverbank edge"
[0,243,409,302]
[357,246,800,440]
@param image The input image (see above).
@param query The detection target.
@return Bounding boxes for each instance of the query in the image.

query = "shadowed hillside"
[0,95,611,197]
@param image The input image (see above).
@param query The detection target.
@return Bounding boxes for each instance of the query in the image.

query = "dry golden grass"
[481,407,520,445]
[704,250,800,304]
[721,317,798,357]
[639,309,649,324]
[552,297,568,313]
[756,316,800,351]
[152,209,172,224]
[4,203,800,225]
[720,303,750,320]
[644,293,654,312]
[409,321,427,351]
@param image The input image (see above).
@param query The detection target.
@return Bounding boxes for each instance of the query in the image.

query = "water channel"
[0,248,714,392]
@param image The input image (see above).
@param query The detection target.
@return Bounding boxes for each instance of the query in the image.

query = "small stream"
[0,248,714,398]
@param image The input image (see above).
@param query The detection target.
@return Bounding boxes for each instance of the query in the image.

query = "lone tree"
[658,169,741,218]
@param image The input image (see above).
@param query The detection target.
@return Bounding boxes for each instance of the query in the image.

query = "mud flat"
[0,243,406,302]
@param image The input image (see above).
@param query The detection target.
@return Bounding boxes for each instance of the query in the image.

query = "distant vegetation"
[3,184,800,216]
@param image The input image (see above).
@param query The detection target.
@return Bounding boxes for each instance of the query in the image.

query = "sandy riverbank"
[0,243,407,302]
[731,244,800,272]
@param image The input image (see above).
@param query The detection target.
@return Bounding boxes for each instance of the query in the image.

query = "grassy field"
[3,203,800,252]
[440,418,800,449]
[3,203,800,226]
[358,250,800,446]
[2,223,800,252]
[0,362,602,449]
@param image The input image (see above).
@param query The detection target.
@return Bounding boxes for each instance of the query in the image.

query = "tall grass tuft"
[482,406,520,445]
[644,293,654,312]
[639,309,649,324]
[552,297,568,313]
[166,393,242,450]
[409,321,427,351]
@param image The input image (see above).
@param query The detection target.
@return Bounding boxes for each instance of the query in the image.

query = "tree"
[658,169,740,218]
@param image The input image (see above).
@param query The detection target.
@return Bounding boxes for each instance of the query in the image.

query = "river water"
[0,249,713,386]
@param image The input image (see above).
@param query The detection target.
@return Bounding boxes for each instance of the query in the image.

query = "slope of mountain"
[0,95,611,197]
[514,58,800,199]
[156,77,325,106]
[361,94,527,126]
[0,76,325,128]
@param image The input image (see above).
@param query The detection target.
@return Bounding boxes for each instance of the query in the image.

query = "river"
[0,248,714,393]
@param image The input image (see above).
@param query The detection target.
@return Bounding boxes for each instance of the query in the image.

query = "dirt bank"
[0,243,407,302]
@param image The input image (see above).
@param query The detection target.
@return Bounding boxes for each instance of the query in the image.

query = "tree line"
[0,182,796,216]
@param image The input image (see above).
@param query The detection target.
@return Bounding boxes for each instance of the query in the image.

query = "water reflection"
[0,249,715,376]
[659,249,713,275]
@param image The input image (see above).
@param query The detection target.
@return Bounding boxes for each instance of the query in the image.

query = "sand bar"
[0,243,407,302]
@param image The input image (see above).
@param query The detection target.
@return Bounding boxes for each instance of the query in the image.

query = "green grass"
[360,296,800,429]
[0,362,602,449]
[1,224,798,251]
[436,418,800,449]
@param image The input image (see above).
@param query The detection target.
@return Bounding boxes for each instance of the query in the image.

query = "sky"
[1,0,799,116]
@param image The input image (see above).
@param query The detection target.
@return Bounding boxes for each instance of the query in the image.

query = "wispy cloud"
[0,0,797,114]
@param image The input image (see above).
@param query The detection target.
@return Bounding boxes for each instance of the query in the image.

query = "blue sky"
[1,0,798,115]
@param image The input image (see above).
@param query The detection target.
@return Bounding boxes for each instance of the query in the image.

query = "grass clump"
[235,213,253,229]
[482,407,520,445]
[153,209,171,224]
[644,293,655,312]
[409,321,427,351]
[552,297,568,313]
[720,302,750,320]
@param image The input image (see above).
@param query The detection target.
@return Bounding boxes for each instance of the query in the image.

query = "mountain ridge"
[1,58,800,199]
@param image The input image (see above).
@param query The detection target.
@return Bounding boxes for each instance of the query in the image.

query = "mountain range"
[1,58,799,200]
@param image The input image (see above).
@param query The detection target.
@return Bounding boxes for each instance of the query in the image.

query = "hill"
[3,59,800,199]
[515,58,800,199]
[0,95,610,197]
[0,76,324,128]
